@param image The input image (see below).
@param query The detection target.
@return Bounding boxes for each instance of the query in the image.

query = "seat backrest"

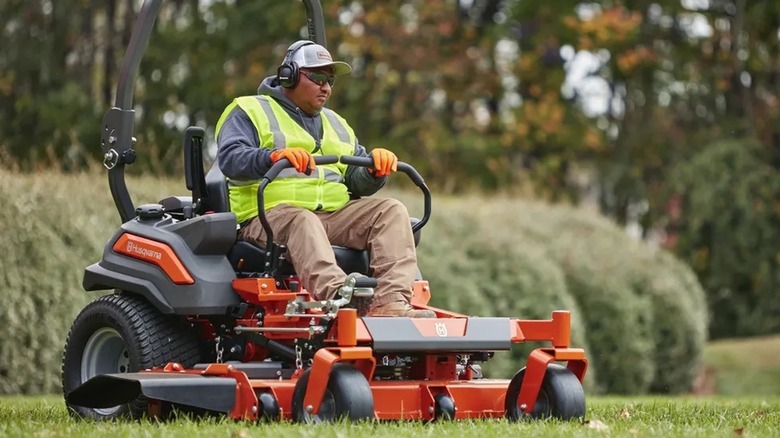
[202,160,229,214]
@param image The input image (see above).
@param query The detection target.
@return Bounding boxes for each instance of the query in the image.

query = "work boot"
[369,301,436,318]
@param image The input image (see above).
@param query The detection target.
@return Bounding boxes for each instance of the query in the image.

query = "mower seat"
[203,161,374,276]
[227,240,370,277]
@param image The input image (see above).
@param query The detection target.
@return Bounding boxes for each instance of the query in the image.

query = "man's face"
[287,66,335,114]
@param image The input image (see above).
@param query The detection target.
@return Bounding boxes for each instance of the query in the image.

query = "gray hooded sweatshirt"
[216,76,385,197]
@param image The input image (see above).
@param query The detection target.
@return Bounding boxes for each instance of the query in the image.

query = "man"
[215,40,435,318]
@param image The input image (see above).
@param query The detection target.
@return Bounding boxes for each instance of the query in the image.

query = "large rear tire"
[291,363,374,423]
[61,293,201,420]
[505,363,586,421]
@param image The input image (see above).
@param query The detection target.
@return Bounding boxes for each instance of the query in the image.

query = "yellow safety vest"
[215,96,356,223]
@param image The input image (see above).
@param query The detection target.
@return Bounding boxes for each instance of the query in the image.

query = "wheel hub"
[81,327,128,415]
[302,391,336,423]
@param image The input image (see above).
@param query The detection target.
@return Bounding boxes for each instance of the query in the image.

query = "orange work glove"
[370,148,398,178]
[270,148,315,174]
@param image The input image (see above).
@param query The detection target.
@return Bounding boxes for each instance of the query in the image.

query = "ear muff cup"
[277,41,315,89]
[277,61,299,88]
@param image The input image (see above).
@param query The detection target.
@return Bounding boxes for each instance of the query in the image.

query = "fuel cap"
[135,203,165,220]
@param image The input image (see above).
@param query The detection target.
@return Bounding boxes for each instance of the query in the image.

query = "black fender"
[82,212,241,315]
[83,262,175,313]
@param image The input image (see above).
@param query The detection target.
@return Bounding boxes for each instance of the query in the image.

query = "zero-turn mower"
[61,0,588,423]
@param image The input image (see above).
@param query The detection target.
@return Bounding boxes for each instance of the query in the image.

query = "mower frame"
[63,0,589,423]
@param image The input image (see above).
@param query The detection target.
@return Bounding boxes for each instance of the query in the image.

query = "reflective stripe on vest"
[215,95,356,223]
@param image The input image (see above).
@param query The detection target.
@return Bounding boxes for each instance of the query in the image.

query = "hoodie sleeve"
[344,142,387,197]
[216,107,273,180]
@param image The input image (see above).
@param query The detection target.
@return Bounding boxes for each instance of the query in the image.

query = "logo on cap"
[316,51,332,61]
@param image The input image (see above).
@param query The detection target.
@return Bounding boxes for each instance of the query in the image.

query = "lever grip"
[353,277,378,288]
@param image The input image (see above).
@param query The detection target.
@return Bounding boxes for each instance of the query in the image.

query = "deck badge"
[435,322,448,337]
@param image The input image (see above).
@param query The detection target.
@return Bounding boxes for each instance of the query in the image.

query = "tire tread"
[61,293,201,420]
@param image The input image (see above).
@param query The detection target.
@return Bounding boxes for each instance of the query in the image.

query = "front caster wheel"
[434,394,456,420]
[505,363,585,421]
[291,363,374,423]
[258,392,280,421]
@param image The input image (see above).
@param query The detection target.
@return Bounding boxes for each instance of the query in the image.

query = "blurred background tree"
[2,0,779,341]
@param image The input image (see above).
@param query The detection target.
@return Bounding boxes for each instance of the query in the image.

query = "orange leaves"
[363,8,389,27]
[517,92,566,143]
[518,53,538,74]
[0,71,13,96]
[584,128,605,152]
[564,7,643,49]
[616,46,659,75]
[563,7,655,76]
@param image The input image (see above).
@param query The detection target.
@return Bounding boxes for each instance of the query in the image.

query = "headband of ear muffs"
[276,40,316,89]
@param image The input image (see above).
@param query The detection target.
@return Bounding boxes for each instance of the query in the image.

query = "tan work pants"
[238,198,417,307]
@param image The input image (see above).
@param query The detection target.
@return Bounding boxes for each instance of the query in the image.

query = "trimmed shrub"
[401,193,707,394]
[0,171,111,394]
[0,170,183,395]
[411,199,592,383]
[503,200,707,394]
[643,251,708,393]
[494,201,656,394]
[0,171,706,395]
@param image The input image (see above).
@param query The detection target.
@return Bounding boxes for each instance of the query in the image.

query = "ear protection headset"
[276,40,316,89]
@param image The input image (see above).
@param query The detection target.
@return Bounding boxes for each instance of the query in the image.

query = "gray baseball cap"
[288,41,352,76]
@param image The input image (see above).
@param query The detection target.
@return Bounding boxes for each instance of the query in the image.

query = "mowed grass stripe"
[1,396,779,437]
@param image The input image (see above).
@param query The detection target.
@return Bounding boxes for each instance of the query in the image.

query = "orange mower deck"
[68,292,588,421]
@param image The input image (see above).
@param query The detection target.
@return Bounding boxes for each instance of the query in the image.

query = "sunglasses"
[303,71,336,87]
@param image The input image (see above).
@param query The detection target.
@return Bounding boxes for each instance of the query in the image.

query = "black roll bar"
[302,0,327,45]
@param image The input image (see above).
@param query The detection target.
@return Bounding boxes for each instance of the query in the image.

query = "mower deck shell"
[66,312,588,421]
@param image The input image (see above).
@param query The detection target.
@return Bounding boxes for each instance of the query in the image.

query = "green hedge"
[0,172,108,394]
[412,200,592,385]
[517,202,707,394]
[402,194,707,394]
[0,170,706,395]
[671,139,780,339]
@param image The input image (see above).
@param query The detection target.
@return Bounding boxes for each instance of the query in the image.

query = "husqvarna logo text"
[127,241,162,260]
[435,322,448,337]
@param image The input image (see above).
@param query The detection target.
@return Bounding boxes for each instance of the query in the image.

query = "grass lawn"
[1,395,778,438]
